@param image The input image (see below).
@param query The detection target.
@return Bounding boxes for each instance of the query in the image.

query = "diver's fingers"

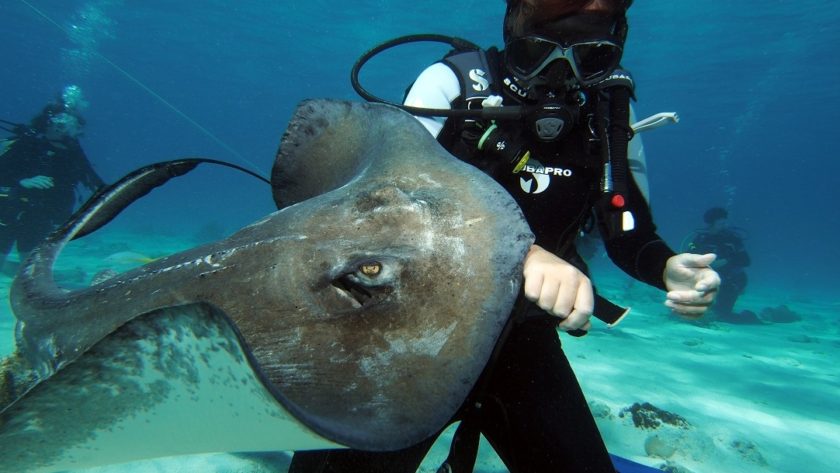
[571,277,594,317]
[540,277,564,315]
[558,307,592,331]
[526,272,569,317]
[556,278,593,330]
[523,271,546,303]
[697,253,717,267]
[550,262,593,317]
[695,269,721,292]
[549,277,576,317]
[666,300,709,318]
[680,253,717,268]
[667,289,717,305]
[666,287,716,318]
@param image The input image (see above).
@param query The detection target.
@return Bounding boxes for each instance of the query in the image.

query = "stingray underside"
[0,303,339,473]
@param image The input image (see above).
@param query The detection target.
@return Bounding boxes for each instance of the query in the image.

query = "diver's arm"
[606,230,720,318]
[601,177,675,290]
[403,62,461,137]
[67,140,105,191]
[600,179,719,317]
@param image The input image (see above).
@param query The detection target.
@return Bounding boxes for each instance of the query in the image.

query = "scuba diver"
[291,0,721,472]
[0,85,105,274]
[686,207,756,324]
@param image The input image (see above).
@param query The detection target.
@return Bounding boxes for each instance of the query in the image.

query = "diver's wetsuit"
[0,132,104,260]
[689,228,749,317]
[290,54,675,473]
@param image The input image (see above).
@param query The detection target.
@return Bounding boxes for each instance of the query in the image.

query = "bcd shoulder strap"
[441,47,501,110]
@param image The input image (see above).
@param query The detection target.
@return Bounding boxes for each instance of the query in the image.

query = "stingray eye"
[360,262,381,277]
[329,258,397,310]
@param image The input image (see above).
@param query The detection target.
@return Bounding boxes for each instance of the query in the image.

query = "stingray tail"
[66,158,269,241]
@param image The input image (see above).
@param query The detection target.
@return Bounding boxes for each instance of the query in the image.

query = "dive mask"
[505,36,622,87]
[504,12,626,88]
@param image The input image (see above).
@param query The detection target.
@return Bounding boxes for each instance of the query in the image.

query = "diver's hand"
[664,253,720,318]
[20,175,54,189]
[523,244,593,331]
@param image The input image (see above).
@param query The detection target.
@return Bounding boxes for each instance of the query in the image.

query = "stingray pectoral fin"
[271,100,439,209]
[0,303,341,473]
[271,100,371,209]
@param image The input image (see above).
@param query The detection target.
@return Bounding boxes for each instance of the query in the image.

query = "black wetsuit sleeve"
[74,144,105,191]
[600,177,676,291]
[62,139,105,193]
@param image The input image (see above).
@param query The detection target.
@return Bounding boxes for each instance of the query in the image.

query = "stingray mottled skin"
[0,100,533,470]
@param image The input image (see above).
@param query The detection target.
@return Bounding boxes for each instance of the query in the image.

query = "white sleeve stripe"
[403,62,462,138]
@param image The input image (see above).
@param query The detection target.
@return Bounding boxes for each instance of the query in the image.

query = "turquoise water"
[1,1,839,472]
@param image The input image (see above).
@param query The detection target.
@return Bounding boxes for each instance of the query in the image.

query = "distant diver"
[686,207,759,324]
[0,85,105,274]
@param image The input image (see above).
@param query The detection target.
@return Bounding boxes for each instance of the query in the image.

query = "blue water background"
[4,0,838,298]
[2,0,839,297]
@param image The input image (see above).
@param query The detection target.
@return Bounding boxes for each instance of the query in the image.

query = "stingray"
[0,99,533,472]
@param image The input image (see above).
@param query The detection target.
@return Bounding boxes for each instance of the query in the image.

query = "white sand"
[1,232,837,473]
[562,262,840,473]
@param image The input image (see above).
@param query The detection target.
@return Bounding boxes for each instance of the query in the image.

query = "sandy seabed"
[1,231,836,473]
